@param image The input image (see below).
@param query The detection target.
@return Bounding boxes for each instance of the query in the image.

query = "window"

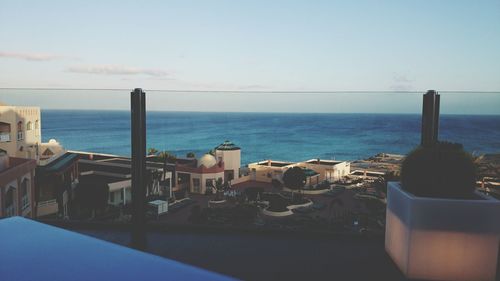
[5,187,16,217]
[0,122,11,142]
[17,121,23,140]
[109,192,115,203]
[193,178,200,193]
[26,121,32,131]
[34,120,39,136]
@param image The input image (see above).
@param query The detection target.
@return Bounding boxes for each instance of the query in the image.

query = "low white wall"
[261,199,313,217]
[282,187,329,195]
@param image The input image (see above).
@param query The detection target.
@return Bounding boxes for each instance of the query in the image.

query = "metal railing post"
[421,90,440,146]
[131,88,147,250]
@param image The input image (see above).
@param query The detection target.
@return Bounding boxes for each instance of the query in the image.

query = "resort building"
[214,140,241,181]
[173,141,242,195]
[302,159,351,182]
[75,152,172,206]
[0,104,41,160]
[0,103,66,164]
[248,158,350,185]
[176,154,225,195]
[0,149,37,218]
[0,103,73,218]
[35,152,80,218]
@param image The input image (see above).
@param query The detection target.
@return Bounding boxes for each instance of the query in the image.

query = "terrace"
[0,89,498,281]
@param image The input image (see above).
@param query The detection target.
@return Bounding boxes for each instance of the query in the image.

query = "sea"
[41,110,500,165]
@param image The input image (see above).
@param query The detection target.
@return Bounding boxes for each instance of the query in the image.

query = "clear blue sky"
[0,1,499,113]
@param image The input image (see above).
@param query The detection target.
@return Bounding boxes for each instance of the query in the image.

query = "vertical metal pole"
[421,90,440,146]
[131,88,147,250]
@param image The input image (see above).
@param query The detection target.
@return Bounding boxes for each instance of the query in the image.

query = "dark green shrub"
[401,142,476,199]
[283,166,306,190]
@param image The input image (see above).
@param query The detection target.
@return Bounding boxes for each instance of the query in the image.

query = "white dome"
[198,154,217,168]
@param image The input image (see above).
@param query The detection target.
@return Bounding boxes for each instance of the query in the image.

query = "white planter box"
[385,182,500,281]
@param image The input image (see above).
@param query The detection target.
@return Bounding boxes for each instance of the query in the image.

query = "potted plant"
[385,142,500,281]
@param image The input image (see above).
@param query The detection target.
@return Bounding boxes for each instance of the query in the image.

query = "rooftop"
[305,159,345,165]
[215,140,241,151]
[256,160,294,167]
[37,152,79,174]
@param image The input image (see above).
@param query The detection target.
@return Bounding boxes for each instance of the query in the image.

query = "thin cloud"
[393,74,414,83]
[0,51,71,61]
[390,73,415,91]
[237,84,270,90]
[66,64,169,77]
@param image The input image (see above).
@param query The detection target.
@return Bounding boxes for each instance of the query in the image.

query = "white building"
[0,103,65,164]
[0,104,41,160]
[174,141,242,194]
[214,140,241,181]
[248,158,351,184]
[176,154,225,195]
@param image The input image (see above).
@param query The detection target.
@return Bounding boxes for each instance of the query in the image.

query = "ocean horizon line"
[39,108,500,116]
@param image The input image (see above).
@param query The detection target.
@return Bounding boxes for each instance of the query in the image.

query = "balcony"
[0,132,10,142]
[21,194,30,211]
[37,199,58,217]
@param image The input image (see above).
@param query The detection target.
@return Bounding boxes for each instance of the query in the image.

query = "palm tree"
[158,151,176,163]
[148,147,159,156]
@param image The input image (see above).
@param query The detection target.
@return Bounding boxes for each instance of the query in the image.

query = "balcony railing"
[0,132,10,142]
[21,195,30,211]
[37,199,58,217]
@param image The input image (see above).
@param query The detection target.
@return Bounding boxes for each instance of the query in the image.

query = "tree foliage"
[401,141,476,199]
[148,147,159,156]
[282,166,306,190]
[158,151,177,163]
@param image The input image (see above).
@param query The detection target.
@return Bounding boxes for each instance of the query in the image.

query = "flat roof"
[79,173,125,185]
[256,160,293,167]
[305,159,344,165]
[79,161,131,175]
[38,153,79,174]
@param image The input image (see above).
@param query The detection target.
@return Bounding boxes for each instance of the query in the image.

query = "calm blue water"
[41,110,500,165]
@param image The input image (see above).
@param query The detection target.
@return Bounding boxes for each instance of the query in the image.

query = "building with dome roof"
[172,141,242,195]
[175,153,225,194]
